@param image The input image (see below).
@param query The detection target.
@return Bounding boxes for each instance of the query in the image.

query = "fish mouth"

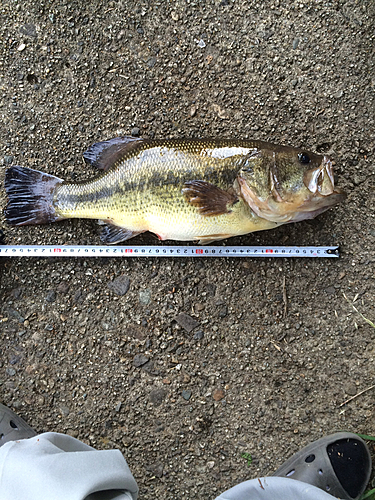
[303,156,337,196]
[238,156,346,223]
[287,189,345,223]
[288,156,346,221]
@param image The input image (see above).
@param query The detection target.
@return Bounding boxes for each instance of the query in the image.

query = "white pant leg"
[0,432,138,500]
[214,476,340,500]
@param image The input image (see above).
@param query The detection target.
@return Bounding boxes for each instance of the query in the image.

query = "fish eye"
[298,152,310,164]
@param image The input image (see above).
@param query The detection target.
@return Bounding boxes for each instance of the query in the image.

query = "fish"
[3,137,345,244]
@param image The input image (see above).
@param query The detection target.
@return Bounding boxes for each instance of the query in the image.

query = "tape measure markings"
[0,245,340,258]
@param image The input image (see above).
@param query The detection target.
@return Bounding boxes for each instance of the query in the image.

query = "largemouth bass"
[4,137,345,244]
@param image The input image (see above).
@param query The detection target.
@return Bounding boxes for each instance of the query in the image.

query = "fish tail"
[4,166,64,225]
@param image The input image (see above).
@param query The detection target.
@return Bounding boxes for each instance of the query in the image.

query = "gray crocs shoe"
[0,403,37,447]
[273,432,372,500]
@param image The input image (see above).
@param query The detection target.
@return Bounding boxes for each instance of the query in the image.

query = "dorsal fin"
[83,136,143,171]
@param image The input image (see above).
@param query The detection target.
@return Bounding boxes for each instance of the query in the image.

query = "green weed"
[241,452,253,466]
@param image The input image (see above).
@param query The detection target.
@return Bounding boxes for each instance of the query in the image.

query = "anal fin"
[197,234,234,245]
[100,221,144,244]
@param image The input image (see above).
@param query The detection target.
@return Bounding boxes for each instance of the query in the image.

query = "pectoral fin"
[84,136,143,171]
[100,221,144,244]
[182,180,238,216]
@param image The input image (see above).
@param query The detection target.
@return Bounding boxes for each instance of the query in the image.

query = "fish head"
[237,146,346,223]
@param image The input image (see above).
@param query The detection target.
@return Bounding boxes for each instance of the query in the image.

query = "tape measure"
[0,245,340,258]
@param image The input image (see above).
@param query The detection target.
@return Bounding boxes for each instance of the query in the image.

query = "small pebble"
[218,305,228,318]
[193,330,204,340]
[133,354,149,367]
[190,105,197,117]
[4,155,14,165]
[8,308,24,323]
[206,283,216,296]
[175,312,200,333]
[11,288,23,299]
[17,43,26,52]
[9,355,21,365]
[59,405,70,416]
[346,384,357,396]
[182,390,192,401]
[57,282,70,294]
[353,174,362,185]
[73,289,86,303]
[46,290,56,303]
[213,388,225,401]
[107,275,130,296]
[19,23,37,38]
[139,289,151,305]
[293,38,299,49]
[146,462,164,478]
[149,388,167,406]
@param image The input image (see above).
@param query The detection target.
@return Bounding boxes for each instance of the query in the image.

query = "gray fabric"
[0,432,138,500]
[214,476,341,500]
[0,432,342,500]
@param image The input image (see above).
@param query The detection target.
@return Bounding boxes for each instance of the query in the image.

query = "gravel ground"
[1,0,375,498]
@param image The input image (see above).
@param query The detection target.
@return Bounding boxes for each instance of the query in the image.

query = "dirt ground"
[1,0,375,498]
